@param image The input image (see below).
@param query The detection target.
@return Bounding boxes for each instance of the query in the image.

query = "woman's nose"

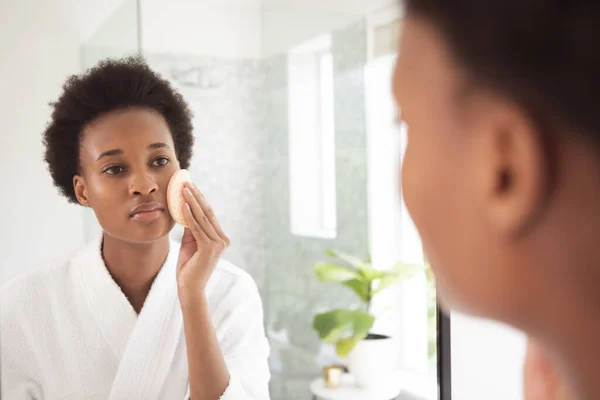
[129,173,158,196]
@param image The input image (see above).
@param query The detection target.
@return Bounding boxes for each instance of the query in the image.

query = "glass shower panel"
[81,0,141,241]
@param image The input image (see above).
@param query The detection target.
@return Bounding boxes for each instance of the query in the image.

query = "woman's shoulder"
[1,248,78,316]
[214,259,255,284]
[205,260,265,327]
[2,237,100,294]
[207,259,261,302]
[0,249,81,378]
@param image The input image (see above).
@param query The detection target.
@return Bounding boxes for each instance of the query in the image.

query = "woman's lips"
[129,202,165,222]
[131,209,164,222]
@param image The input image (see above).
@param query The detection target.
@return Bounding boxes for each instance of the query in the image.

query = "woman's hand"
[176,182,230,300]
[524,337,574,400]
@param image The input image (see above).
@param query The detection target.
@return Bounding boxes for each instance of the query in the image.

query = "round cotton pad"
[167,169,192,227]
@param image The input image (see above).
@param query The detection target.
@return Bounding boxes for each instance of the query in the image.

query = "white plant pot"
[347,334,396,387]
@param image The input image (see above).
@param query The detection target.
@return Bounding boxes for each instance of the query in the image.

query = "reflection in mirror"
[138,1,439,398]
[0,1,440,400]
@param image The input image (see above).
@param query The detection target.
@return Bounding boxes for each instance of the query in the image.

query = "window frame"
[287,34,338,239]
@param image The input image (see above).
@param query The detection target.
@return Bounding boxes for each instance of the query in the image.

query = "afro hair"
[42,55,194,204]
[404,0,600,148]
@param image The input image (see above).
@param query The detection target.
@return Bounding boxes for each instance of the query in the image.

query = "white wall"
[451,313,526,400]
[81,0,139,59]
[79,0,129,44]
[261,0,398,56]
[138,0,399,60]
[140,0,262,58]
[263,0,397,15]
[261,5,360,57]
[0,0,85,284]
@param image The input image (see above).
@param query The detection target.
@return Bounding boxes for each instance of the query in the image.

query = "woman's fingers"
[185,183,230,248]
[182,186,220,242]
[181,202,209,243]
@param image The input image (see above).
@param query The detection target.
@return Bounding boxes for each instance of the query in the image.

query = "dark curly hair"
[403,0,600,149]
[43,55,194,204]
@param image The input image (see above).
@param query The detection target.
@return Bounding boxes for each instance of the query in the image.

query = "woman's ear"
[474,99,548,237]
[73,175,91,207]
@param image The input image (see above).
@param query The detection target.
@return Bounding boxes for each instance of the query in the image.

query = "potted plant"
[312,249,422,387]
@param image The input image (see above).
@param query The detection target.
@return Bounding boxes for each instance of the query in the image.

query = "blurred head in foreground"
[394,1,600,397]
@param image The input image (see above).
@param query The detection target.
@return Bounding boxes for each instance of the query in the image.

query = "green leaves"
[313,259,373,303]
[312,250,426,357]
[326,249,381,282]
[336,337,363,357]
[325,249,365,269]
[315,252,424,302]
[371,262,422,296]
[393,261,423,279]
[313,309,375,356]
[314,263,361,283]
[342,279,370,303]
[313,263,369,301]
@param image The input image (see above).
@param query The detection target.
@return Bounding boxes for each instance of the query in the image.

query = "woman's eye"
[153,157,169,167]
[103,166,124,175]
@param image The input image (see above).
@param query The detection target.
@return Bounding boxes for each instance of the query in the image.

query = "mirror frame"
[437,308,452,400]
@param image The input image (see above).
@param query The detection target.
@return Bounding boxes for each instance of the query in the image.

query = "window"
[287,34,337,239]
[365,53,438,390]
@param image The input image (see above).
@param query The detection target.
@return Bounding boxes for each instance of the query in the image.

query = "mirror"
[1,1,446,399]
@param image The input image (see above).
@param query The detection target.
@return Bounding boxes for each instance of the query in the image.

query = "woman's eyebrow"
[96,149,123,161]
[96,142,171,161]
[148,142,171,151]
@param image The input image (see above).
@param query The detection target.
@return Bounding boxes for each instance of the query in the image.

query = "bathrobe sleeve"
[1,276,45,400]
[0,323,43,400]
[187,269,271,400]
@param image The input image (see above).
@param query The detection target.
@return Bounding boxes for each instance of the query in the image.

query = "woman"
[0,57,270,399]
[394,0,600,399]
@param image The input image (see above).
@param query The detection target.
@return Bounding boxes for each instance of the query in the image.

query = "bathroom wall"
[146,55,268,291]
[0,0,85,284]
[141,0,262,59]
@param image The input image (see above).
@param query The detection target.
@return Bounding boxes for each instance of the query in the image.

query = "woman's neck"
[552,295,600,400]
[528,252,600,400]
[101,233,171,313]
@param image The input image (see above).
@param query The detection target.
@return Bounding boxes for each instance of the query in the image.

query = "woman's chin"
[100,215,177,245]
[126,218,176,244]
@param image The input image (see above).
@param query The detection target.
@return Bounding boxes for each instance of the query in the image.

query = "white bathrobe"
[0,236,271,400]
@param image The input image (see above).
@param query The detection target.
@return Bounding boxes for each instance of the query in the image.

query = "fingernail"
[185,188,193,197]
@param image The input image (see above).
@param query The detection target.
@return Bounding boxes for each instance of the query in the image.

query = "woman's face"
[74,107,180,244]
[393,17,530,318]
